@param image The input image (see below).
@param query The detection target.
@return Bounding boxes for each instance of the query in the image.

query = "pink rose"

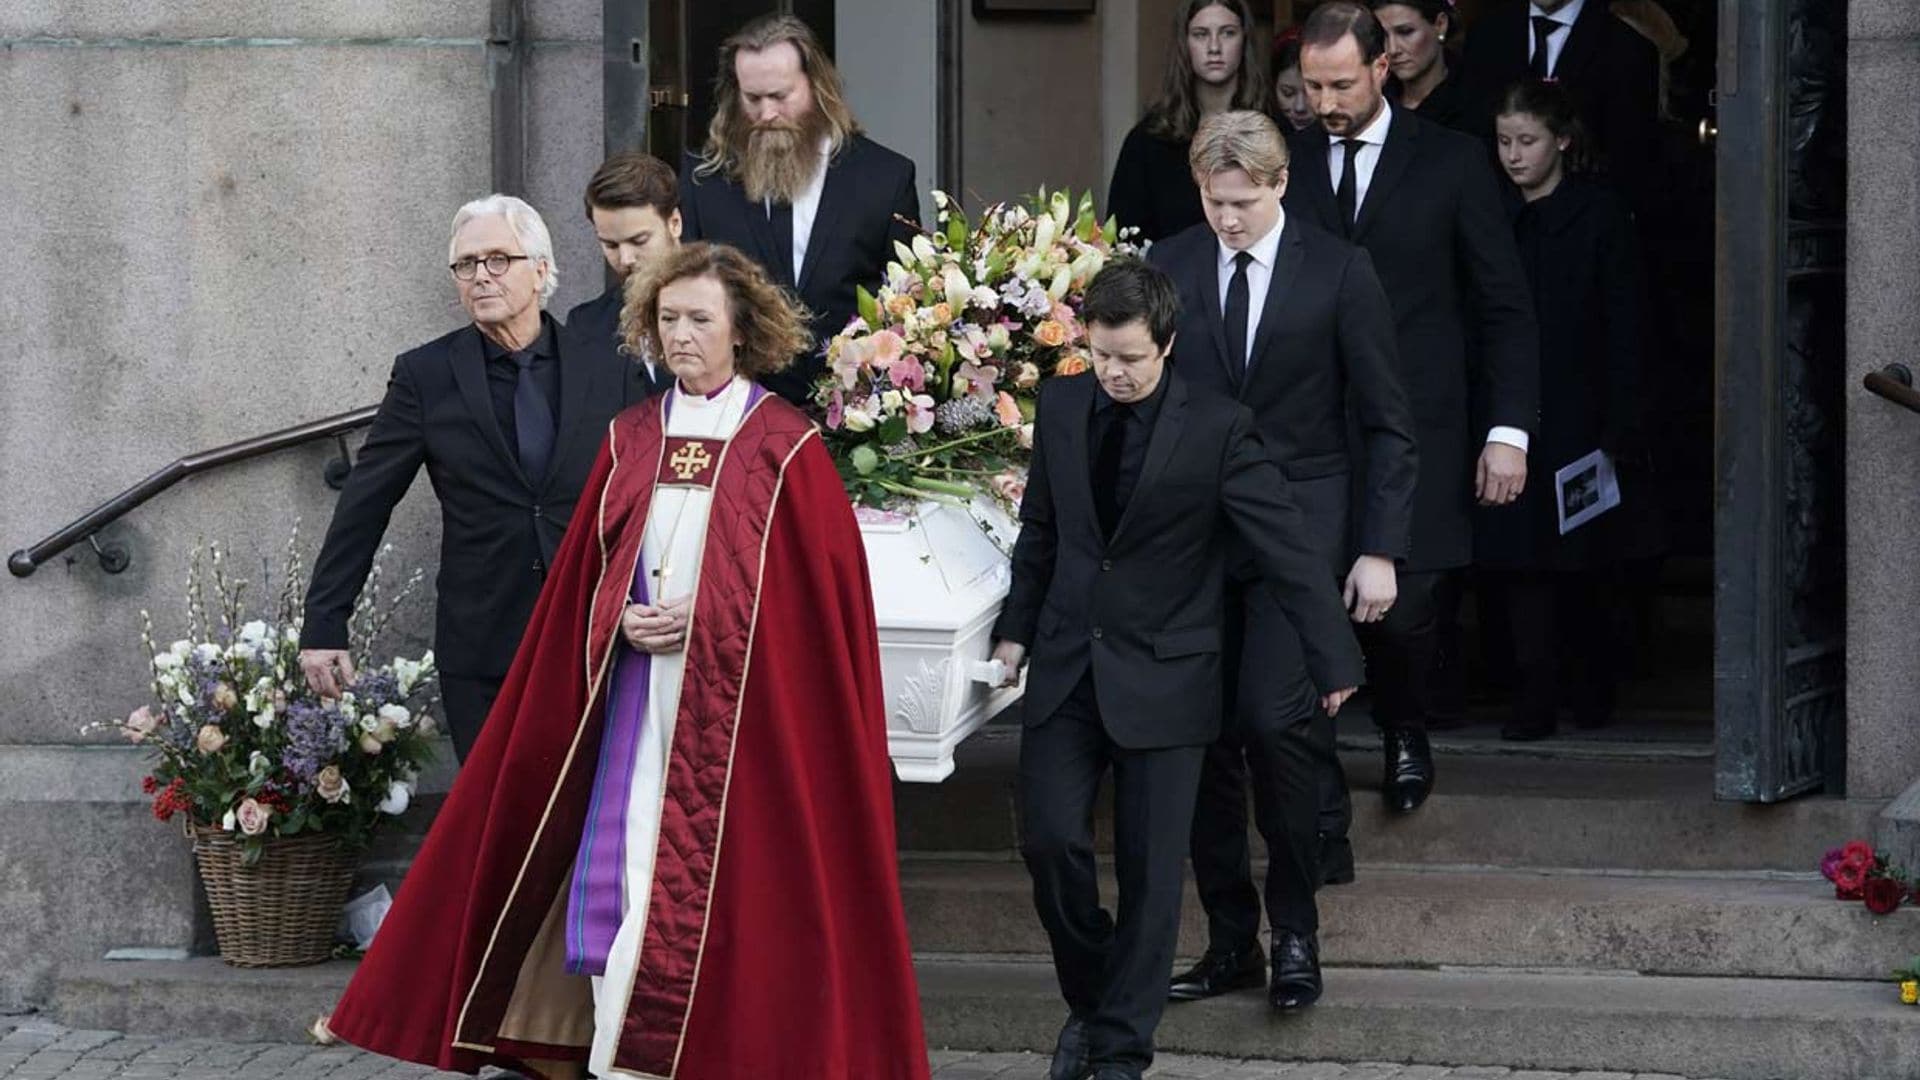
[210,682,239,712]
[314,765,350,805]
[988,469,1028,507]
[125,706,161,744]
[195,724,228,755]
[235,797,270,837]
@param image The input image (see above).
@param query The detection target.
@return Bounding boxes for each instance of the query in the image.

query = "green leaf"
[947,209,969,250]
[851,445,880,476]
[856,285,880,328]
[878,417,908,444]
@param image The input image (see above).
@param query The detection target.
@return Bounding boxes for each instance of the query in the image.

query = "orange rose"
[994,391,1022,428]
[930,302,954,325]
[1054,353,1089,376]
[886,294,917,321]
[1033,320,1068,348]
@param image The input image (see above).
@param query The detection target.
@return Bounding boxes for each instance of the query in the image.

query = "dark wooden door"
[1713,0,1848,801]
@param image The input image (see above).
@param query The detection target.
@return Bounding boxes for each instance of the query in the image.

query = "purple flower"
[1820,847,1845,882]
[281,700,350,788]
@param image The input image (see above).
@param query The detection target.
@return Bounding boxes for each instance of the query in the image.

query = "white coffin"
[858,495,1024,782]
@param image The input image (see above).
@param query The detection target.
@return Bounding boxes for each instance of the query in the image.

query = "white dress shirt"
[767,137,833,283]
[1326,100,1394,221]
[1527,0,1586,78]
[1215,211,1286,368]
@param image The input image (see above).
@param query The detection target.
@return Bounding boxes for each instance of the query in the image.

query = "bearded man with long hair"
[678,14,919,405]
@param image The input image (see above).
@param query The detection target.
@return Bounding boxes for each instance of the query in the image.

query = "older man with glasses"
[299,194,650,761]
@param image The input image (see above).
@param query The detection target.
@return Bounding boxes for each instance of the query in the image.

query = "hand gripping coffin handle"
[967,659,1008,686]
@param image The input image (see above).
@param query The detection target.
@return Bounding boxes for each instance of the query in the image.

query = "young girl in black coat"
[1479,80,1654,741]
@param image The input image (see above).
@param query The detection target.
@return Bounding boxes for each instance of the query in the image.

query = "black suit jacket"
[678,136,918,404]
[302,320,648,679]
[1285,110,1539,571]
[992,371,1364,749]
[1460,0,1661,212]
[1148,218,1417,569]
[564,285,674,397]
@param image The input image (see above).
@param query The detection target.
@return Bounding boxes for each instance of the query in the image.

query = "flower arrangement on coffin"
[815,188,1138,511]
[1818,839,1917,915]
[106,531,436,966]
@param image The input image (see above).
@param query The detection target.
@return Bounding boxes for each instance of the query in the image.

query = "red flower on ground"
[1836,883,1864,901]
[1834,859,1871,893]
[1864,876,1905,915]
[1841,840,1876,866]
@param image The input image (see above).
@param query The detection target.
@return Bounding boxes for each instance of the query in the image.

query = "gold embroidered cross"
[668,441,714,481]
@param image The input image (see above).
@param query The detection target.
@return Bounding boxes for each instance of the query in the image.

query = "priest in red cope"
[324,241,930,1080]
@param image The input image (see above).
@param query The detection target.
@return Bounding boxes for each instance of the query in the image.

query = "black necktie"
[1223,251,1253,375]
[1530,15,1561,78]
[1093,404,1132,538]
[769,200,796,285]
[513,352,555,486]
[1335,138,1364,236]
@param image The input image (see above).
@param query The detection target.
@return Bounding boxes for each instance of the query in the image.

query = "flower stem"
[885,425,1019,460]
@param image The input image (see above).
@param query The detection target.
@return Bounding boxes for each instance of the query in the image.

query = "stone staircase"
[41,721,1920,1079]
[892,724,1920,1080]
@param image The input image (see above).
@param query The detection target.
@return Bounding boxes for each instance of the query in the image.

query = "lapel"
[1186,240,1240,394]
[447,326,531,488]
[545,323,598,493]
[1058,376,1101,545]
[1245,219,1305,380]
[1109,374,1187,548]
[1291,128,1341,229]
[798,145,856,296]
[1353,107,1420,242]
[1554,4,1604,83]
[731,180,789,287]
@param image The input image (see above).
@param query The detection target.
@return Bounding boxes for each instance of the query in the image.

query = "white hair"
[447,194,559,307]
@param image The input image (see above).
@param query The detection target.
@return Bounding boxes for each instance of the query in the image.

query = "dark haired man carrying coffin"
[990,260,1363,1080]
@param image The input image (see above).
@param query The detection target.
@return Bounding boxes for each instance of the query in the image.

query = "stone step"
[914,957,1920,1080]
[895,726,1884,872]
[900,859,1915,980]
[57,955,1920,1080]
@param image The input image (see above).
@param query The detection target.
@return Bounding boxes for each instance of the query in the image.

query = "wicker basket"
[191,826,357,967]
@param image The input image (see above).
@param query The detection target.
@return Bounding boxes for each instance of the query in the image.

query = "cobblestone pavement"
[0,1020,1726,1079]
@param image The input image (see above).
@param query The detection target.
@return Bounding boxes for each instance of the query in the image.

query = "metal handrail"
[1865,363,1920,417]
[8,405,378,578]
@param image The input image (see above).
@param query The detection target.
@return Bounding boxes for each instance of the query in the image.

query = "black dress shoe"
[1048,1016,1090,1080]
[1381,728,1434,814]
[1269,932,1323,1011]
[1318,833,1356,886]
[1167,942,1265,1001]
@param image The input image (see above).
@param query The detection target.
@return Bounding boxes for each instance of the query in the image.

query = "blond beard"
[734,113,829,204]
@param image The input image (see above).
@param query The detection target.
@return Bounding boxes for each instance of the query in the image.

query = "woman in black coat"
[1478,80,1652,741]
[1107,0,1269,244]
[1372,0,1476,136]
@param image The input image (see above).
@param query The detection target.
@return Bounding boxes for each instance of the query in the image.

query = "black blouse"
[1106,121,1205,245]
[1389,57,1478,139]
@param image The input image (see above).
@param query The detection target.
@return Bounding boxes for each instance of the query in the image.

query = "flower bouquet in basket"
[111,531,437,966]
[815,188,1138,512]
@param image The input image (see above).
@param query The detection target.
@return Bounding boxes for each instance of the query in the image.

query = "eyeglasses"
[450,253,532,280]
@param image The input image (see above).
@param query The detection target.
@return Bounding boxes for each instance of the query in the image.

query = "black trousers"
[1358,569,1444,733]
[439,673,504,763]
[1189,580,1335,952]
[1502,569,1621,728]
[1020,675,1204,1071]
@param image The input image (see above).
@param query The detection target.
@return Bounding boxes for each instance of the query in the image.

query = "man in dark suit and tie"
[991,259,1363,1080]
[300,195,649,761]
[678,13,919,405]
[1286,1,1538,817]
[1148,109,1417,1013]
[564,150,683,397]
[1461,0,1662,217]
